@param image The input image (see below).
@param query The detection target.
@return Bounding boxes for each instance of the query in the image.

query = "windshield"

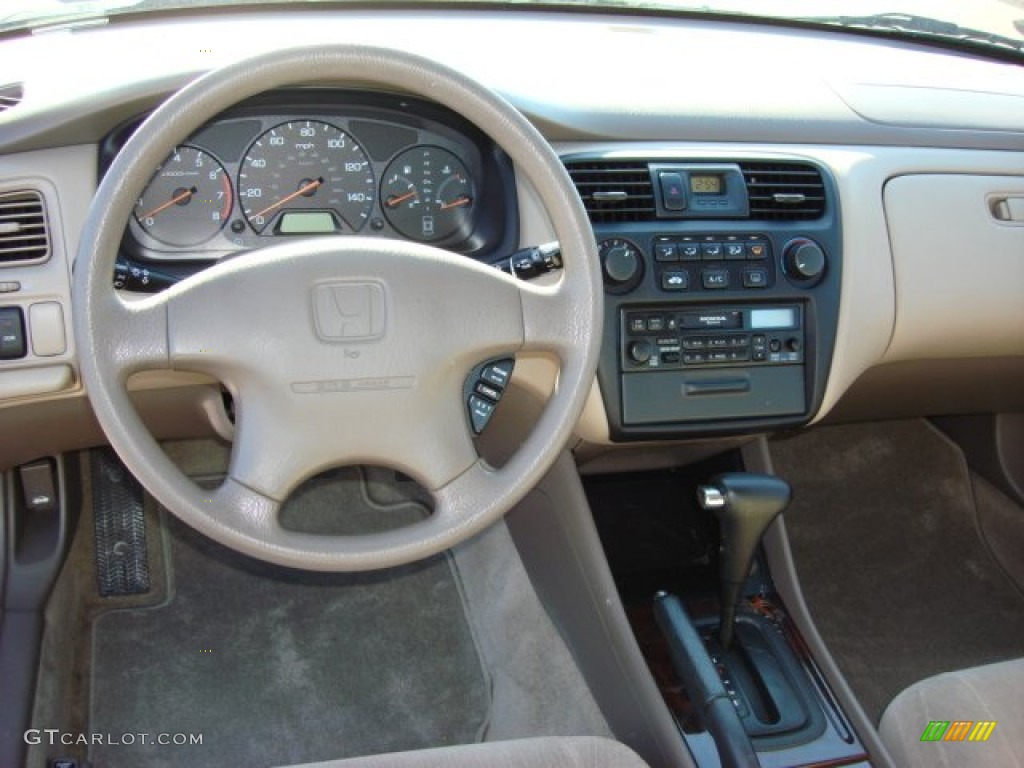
[2,0,1022,58]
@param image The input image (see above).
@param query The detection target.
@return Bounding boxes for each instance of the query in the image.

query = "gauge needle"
[439,196,471,211]
[140,187,196,219]
[252,178,323,219]
[386,190,418,208]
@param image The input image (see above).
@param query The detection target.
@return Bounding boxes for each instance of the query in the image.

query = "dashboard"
[106,91,518,289]
[0,8,1022,471]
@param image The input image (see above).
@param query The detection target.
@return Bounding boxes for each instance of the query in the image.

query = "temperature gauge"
[380,146,474,242]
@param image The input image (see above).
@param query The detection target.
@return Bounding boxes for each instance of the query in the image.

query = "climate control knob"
[783,238,826,284]
[600,238,643,290]
[628,340,654,364]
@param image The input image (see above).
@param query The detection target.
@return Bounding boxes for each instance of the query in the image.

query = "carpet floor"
[88,467,489,768]
[770,419,1024,724]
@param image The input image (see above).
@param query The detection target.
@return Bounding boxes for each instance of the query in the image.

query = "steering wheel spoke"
[94,291,171,380]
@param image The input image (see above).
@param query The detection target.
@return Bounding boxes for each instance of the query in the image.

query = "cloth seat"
[278,737,650,768]
[879,658,1024,767]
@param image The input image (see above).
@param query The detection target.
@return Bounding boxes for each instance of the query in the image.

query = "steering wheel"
[72,46,602,571]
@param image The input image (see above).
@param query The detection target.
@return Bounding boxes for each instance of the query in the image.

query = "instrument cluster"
[116,91,517,265]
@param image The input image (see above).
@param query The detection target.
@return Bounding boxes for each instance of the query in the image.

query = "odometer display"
[238,121,374,234]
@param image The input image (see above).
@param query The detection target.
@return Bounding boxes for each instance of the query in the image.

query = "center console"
[564,156,842,439]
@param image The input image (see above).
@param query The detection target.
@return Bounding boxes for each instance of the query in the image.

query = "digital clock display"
[690,174,723,195]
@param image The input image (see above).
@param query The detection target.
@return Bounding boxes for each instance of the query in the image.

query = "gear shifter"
[698,473,791,648]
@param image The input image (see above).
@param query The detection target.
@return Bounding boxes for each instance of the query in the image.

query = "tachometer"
[380,146,474,242]
[238,121,374,234]
[134,146,232,247]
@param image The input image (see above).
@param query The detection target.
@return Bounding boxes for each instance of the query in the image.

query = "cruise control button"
[702,268,730,289]
[743,268,769,288]
[474,381,503,402]
[661,271,688,291]
[468,395,497,435]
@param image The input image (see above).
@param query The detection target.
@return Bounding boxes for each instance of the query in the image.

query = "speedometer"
[237,121,374,234]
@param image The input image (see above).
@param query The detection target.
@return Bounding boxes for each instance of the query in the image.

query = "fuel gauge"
[380,146,474,242]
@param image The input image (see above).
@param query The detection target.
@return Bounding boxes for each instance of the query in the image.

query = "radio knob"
[783,238,826,283]
[628,340,653,364]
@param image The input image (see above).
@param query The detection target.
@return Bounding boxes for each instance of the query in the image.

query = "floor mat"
[89,468,489,768]
[770,420,1024,724]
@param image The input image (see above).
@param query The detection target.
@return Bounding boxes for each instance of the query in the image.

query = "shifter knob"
[698,473,791,647]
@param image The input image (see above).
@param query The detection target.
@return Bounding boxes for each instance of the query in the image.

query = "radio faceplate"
[622,304,804,372]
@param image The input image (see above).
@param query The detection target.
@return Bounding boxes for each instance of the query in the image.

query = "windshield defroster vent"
[0,190,50,264]
[740,162,826,220]
[564,160,656,223]
[0,83,24,113]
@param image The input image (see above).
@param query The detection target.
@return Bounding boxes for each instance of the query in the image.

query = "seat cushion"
[879,658,1024,768]
[278,737,650,768]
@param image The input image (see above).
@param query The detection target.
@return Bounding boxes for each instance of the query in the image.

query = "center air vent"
[0,83,24,113]
[739,162,826,220]
[0,190,50,264]
[564,160,656,223]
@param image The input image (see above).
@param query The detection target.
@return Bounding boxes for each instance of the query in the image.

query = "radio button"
[709,351,731,363]
[683,352,707,365]
[647,317,665,332]
[662,351,681,364]
[629,340,654,364]
[702,269,730,289]
[729,350,751,362]
[682,337,707,350]
[628,316,646,333]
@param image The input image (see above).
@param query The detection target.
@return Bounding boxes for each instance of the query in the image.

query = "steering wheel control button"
[783,237,827,285]
[661,271,689,291]
[0,306,26,359]
[468,396,497,434]
[465,357,516,435]
[702,268,730,289]
[481,360,513,388]
[600,238,644,291]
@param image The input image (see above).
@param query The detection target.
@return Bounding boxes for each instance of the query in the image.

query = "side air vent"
[740,162,826,220]
[0,83,24,113]
[564,160,656,223]
[0,190,50,264]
